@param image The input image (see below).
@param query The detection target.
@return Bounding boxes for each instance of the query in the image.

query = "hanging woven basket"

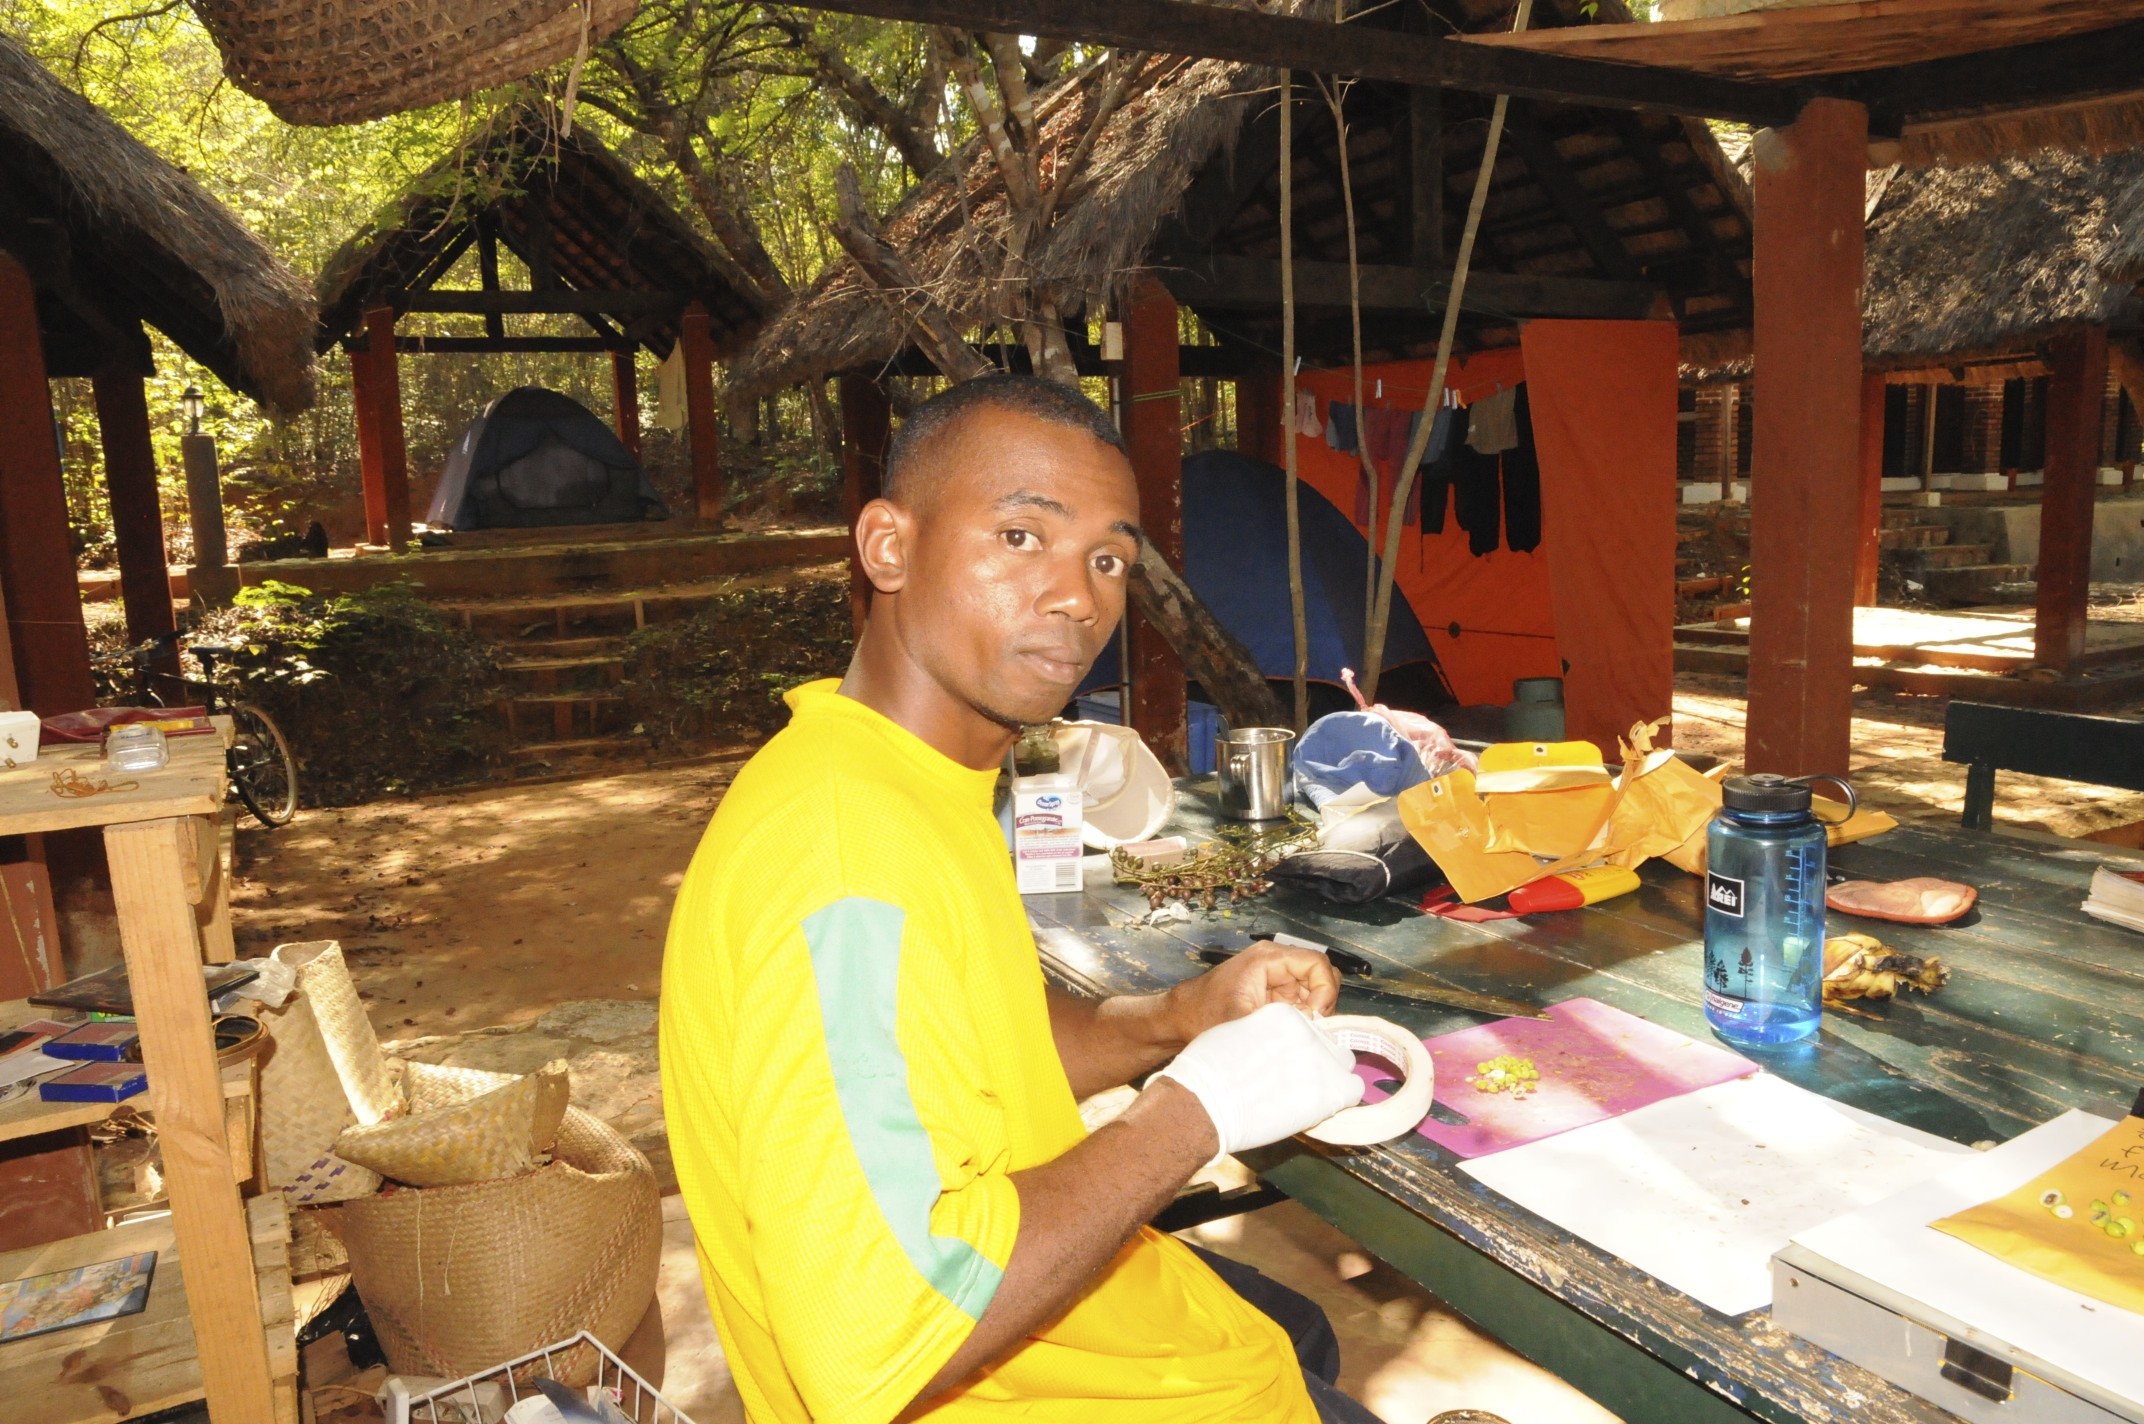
[189,0,639,126]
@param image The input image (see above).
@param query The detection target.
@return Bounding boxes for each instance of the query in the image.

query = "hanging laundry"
[1503,385,1543,554]
[1364,407,1414,479]
[1292,390,1323,441]
[1450,417,1504,557]
[1415,406,1467,536]
[1423,405,1458,467]
[1325,401,1359,454]
[1465,385,1520,455]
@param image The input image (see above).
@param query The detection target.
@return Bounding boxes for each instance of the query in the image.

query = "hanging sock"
[1503,385,1543,553]
[1325,401,1359,453]
[1465,385,1519,455]
[1293,390,1323,441]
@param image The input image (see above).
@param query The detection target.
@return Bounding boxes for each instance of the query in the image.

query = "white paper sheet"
[0,1048,67,1089]
[1461,1073,1973,1316]
[1789,1110,2144,1409]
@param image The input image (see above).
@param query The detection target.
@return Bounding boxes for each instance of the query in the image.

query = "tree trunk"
[1130,541,1285,732]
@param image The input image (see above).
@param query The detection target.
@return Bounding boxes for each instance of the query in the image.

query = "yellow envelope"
[1932,1110,2144,1316]
[1399,767,1634,904]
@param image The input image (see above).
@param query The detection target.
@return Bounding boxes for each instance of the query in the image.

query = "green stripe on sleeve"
[800,896,1006,1321]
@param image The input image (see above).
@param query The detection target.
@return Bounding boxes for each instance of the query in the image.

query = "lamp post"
[178,383,234,603]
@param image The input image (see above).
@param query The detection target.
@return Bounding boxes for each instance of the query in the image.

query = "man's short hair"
[883,373,1127,505]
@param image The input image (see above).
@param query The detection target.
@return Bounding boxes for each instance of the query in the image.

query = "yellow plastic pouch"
[1931,1104,2144,1316]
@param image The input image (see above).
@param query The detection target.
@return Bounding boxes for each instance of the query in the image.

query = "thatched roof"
[1862,149,2144,369]
[316,109,768,359]
[0,35,317,414]
[731,0,1759,400]
[731,52,1256,401]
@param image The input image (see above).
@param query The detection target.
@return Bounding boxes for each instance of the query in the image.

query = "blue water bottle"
[1703,773,1856,1046]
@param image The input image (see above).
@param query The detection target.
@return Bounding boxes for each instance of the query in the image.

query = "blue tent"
[1084,449,1441,693]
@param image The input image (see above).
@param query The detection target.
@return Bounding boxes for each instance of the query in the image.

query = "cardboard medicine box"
[1013,774,1084,894]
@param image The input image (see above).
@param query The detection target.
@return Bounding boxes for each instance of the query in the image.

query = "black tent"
[426,387,668,530]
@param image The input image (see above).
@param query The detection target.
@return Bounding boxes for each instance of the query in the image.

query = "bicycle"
[92,630,301,827]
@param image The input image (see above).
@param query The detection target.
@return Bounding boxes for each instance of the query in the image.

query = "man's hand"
[1152,1002,1367,1155]
[1164,939,1341,1043]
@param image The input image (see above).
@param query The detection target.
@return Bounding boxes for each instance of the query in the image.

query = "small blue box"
[40,1062,148,1103]
[1071,692,1221,776]
[44,1022,139,1062]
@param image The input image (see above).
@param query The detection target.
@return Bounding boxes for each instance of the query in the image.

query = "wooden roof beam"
[403,290,693,315]
[1163,254,1657,320]
[774,0,1805,125]
[1505,103,1645,283]
[1838,20,2144,135]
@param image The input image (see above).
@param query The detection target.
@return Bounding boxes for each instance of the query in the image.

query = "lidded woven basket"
[190,0,639,126]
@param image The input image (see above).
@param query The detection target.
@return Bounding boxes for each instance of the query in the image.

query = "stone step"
[1673,641,1749,675]
[1876,525,1951,550]
[1912,563,2036,606]
[1889,543,1995,570]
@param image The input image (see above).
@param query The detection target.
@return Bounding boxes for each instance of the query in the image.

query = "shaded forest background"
[3,0,991,562]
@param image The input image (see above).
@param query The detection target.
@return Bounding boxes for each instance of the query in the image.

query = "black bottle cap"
[1721,773,1813,814]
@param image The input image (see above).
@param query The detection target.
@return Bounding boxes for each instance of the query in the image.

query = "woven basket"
[335,1059,571,1188]
[341,1062,661,1386]
[191,0,639,126]
[255,988,385,1204]
[277,941,401,1127]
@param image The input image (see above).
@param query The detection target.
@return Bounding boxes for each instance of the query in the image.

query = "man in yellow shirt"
[662,374,1375,1423]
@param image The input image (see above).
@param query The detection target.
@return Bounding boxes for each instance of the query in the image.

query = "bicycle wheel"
[228,703,299,827]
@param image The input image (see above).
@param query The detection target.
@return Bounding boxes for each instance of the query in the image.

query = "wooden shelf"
[0,1002,252,1154]
[0,728,225,841]
[0,1194,296,1424]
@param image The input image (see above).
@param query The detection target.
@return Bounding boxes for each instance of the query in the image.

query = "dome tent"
[426,387,668,531]
[1083,449,1446,698]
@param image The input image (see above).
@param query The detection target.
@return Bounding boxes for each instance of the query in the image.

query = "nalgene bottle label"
[1706,871,1746,918]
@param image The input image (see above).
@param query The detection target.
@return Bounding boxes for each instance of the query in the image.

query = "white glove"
[1151,1002,1367,1156]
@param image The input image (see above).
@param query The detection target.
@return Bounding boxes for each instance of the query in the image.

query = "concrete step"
[1912,563,2036,605]
[1890,543,1995,570]
[1673,641,1750,675]
[1877,525,1951,550]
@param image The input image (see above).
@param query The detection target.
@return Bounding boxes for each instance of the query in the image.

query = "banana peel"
[1823,931,1949,1006]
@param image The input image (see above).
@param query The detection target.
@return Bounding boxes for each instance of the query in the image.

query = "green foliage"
[621,577,853,747]
[191,581,505,804]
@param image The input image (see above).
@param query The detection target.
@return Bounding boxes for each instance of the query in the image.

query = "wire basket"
[382,1331,696,1424]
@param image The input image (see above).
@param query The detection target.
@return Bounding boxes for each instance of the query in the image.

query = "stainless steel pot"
[1216,727,1296,820]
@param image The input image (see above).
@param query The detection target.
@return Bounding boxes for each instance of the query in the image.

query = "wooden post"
[92,368,181,679]
[838,373,892,635]
[1854,370,1886,607]
[0,253,95,717]
[1121,274,1189,774]
[2036,325,2108,671]
[1745,99,1866,778]
[350,339,389,547]
[106,816,275,1424]
[363,306,411,551]
[611,349,642,460]
[681,303,723,526]
[1235,368,1283,466]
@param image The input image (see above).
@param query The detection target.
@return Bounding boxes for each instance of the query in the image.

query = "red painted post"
[364,305,411,551]
[1854,370,1887,608]
[350,338,388,548]
[0,253,95,717]
[838,373,892,636]
[1120,275,1188,774]
[611,350,643,461]
[681,304,723,526]
[2036,325,2108,671]
[1745,99,1867,778]
[91,368,181,679]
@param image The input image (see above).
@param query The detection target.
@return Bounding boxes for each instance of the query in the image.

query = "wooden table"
[0,729,292,1424]
[1027,782,2144,1424]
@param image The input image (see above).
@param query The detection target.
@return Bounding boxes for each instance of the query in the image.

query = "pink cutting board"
[1349,997,1758,1158]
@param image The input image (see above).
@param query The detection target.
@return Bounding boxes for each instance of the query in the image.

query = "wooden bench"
[1941,701,2144,830]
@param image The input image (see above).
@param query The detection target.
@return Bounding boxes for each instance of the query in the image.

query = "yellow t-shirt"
[661,680,1316,1424]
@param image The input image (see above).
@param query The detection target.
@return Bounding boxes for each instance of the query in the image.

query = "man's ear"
[854,498,911,593]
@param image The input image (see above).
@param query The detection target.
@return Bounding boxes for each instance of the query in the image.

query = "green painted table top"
[1026,780,2144,1424]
